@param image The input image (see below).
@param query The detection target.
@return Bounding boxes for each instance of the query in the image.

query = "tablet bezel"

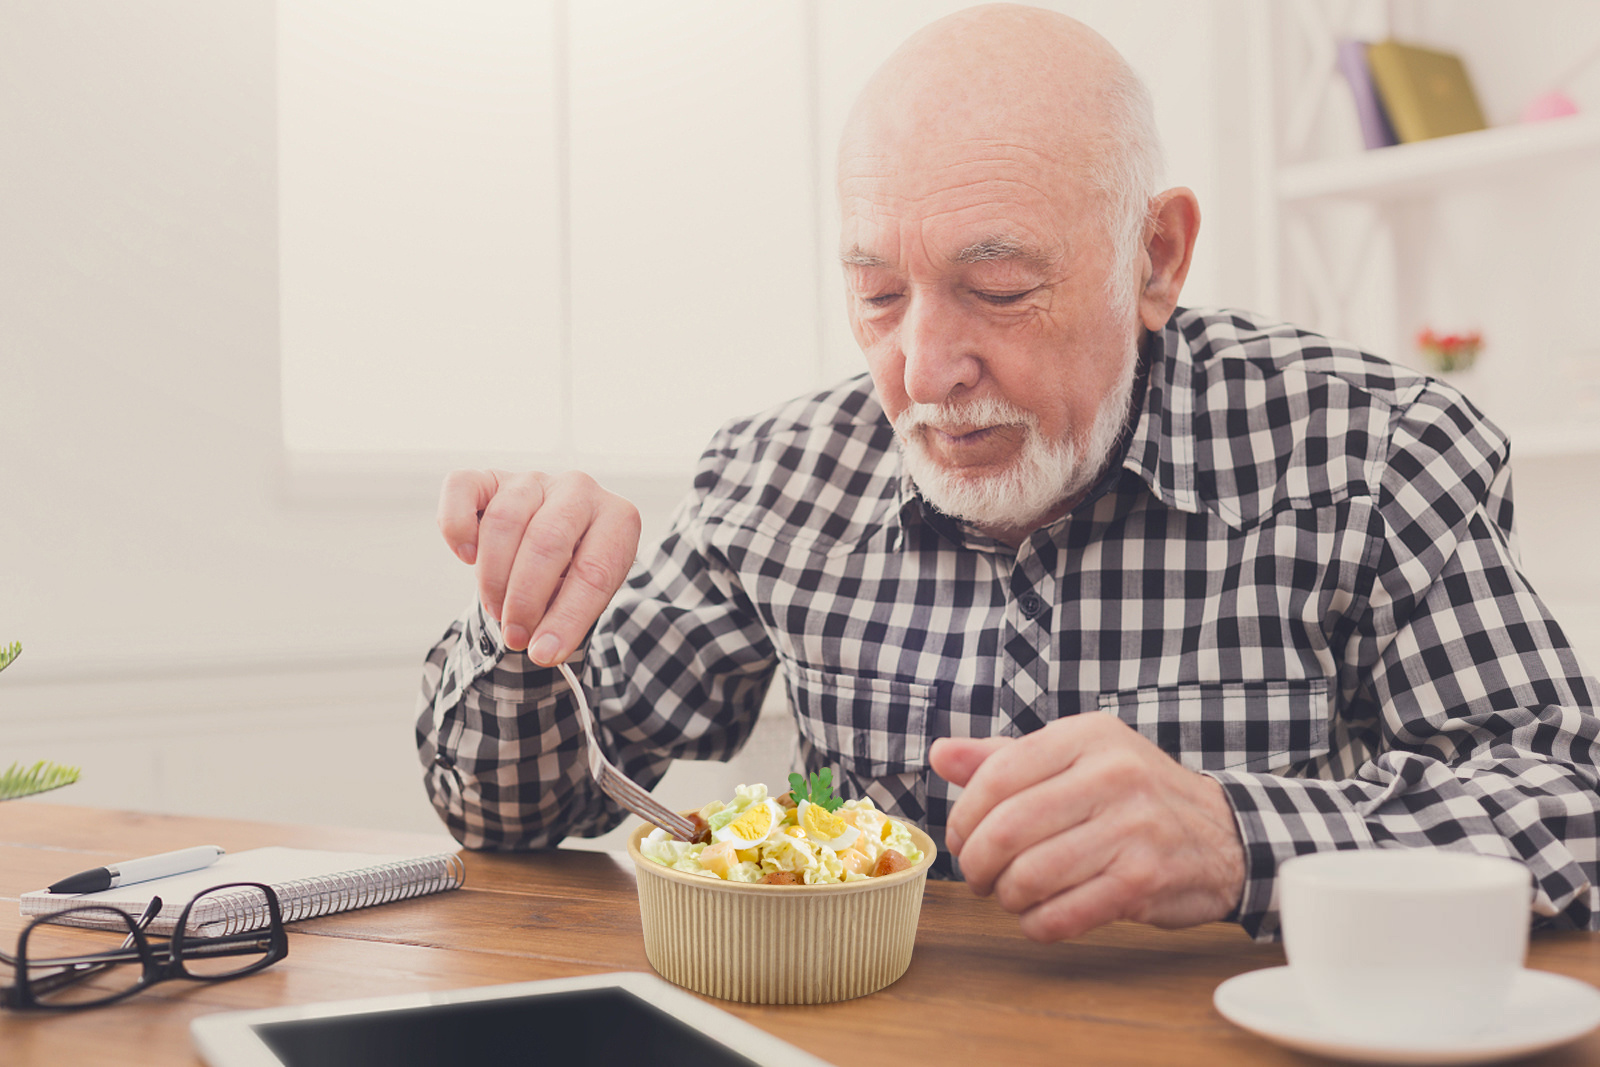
[190,971,834,1067]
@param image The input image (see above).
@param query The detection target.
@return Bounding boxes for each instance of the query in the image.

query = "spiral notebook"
[21,846,466,936]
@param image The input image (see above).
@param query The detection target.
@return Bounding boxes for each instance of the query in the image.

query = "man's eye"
[976,290,1034,305]
[861,293,902,308]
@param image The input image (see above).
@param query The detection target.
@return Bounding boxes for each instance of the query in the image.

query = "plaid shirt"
[417,307,1600,940]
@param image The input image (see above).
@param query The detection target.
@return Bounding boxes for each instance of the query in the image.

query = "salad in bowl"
[626,769,937,1003]
[639,771,923,886]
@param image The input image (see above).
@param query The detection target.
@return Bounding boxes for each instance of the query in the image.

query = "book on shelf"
[1336,39,1399,149]
[1365,39,1488,144]
[21,846,465,936]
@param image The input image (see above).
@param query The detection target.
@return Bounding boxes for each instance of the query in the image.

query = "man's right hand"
[437,469,642,665]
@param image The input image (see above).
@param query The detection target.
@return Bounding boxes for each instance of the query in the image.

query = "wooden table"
[4,803,1599,1065]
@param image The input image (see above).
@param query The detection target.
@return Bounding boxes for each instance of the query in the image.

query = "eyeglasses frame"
[1,880,289,1011]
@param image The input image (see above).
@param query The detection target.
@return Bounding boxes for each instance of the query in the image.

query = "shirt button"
[478,631,496,656]
[1019,592,1045,618]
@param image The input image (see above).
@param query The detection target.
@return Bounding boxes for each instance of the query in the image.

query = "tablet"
[191,972,834,1067]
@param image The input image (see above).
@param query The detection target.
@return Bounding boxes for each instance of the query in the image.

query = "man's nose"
[899,292,981,405]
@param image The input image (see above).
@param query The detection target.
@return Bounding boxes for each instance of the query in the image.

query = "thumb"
[929,736,1014,788]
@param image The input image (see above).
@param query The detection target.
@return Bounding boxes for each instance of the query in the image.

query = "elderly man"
[416,5,1599,942]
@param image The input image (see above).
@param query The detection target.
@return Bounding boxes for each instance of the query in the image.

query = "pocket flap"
[1097,679,1330,774]
[784,662,933,777]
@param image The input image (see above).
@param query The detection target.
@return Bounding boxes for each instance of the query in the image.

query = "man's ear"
[1137,187,1201,333]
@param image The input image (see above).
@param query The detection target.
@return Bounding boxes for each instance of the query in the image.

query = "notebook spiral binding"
[191,854,466,937]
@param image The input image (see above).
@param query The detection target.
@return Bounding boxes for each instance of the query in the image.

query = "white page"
[21,846,455,929]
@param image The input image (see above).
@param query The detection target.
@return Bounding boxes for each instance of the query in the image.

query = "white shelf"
[1278,112,1600,203]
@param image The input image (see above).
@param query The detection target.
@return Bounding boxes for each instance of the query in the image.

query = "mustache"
[893,396,1039,435]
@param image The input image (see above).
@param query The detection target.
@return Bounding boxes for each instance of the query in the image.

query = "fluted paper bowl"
[627,819,937,1004]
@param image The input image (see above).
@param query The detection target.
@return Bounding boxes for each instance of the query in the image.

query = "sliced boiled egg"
[712,798,784,847]
[797,799,861,851]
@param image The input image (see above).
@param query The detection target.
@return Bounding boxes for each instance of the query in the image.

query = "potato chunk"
[871,849,911,877]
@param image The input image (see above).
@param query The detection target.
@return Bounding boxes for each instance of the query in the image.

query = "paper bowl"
[626,820,937,1004]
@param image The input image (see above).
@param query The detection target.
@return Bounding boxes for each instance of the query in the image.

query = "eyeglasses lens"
[177,885,277,979]
[22,907,145,1008]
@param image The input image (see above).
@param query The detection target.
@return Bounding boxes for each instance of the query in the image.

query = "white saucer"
[1213,965,1600,1065]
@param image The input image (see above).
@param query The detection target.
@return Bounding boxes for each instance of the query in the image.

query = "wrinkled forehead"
[837,135,1102,269]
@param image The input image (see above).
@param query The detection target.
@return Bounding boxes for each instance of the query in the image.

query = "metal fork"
[556,663,700,841]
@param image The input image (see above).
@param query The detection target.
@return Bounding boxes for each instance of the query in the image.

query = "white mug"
[1279,848,1532,1043]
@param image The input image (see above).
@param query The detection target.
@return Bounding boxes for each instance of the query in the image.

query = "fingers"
[953,777,1141,941]
[474,472,550,636]
[1017,874,1130,944]
[438,468,642,664]
[928,736,1011,789]
[437,469,499,564]
[501,480,641,663]
[940,717,1247,942]
[943,716,1110,859]
[537,494,640,660]
[951,763,1103,897]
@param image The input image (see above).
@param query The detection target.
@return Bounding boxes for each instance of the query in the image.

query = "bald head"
[844,6,1127,160]
[840,4,1164,296]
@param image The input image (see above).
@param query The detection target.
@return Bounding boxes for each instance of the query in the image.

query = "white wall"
[279,0,566,457]
[1,1,465,833]
[3,1,1596,840]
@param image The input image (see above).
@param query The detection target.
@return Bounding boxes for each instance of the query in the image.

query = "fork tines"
[598,771,699,841]
[558,662,700,842]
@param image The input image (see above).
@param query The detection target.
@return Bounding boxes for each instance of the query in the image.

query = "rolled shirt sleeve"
[415,437,779,851]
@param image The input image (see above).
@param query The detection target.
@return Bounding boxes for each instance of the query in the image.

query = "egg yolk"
[802,803,850,841]
[721,803,775,843]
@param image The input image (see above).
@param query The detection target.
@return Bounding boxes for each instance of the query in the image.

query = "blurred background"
[3,0,1598,845]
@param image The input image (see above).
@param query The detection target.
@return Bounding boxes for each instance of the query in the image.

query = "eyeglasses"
[1,881,288,1011]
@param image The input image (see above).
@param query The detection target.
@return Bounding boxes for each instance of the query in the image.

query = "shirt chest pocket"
[1096,679,1330,775]
[783,662,933,777]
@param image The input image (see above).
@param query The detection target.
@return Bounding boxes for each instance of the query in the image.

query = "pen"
[47,845,226,895]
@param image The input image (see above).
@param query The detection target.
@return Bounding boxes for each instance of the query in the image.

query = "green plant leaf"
[0,760,81,801]
[0,645,77,800]
[787,767,844,812]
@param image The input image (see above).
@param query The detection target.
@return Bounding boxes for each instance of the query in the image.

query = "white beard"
[893,342,1140,534]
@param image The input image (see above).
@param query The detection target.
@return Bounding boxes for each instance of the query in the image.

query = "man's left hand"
[929,714,1246,942]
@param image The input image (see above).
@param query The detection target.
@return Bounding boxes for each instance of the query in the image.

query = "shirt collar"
[1120,311,1202,516]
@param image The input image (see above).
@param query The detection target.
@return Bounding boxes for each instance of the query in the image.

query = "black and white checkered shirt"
[417,307,1600,940]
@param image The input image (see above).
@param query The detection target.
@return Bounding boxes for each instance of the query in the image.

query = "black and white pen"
[47,845,226,895]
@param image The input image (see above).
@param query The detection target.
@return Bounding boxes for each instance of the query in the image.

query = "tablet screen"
[253,987,761,1067]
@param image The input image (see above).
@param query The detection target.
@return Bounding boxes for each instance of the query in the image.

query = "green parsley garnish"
[788,768,844,812]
